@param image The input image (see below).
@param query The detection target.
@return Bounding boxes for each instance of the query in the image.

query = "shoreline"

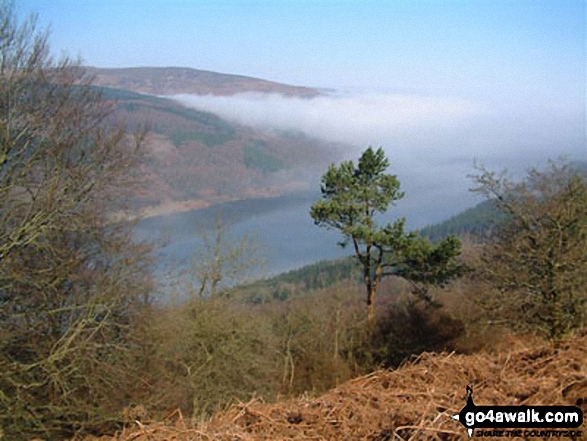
[112,188,314,223]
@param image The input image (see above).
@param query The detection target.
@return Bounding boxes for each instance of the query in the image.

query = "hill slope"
[418,199,503,242]
[419,160,587,242]
[103,332,587,440]
[88,66,322,97]
[99,86,337,216]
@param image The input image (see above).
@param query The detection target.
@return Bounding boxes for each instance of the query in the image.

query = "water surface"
[134,192,353,281]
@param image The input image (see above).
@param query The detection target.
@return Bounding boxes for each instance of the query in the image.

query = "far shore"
[110,190,297,223]
[111,180,313,223]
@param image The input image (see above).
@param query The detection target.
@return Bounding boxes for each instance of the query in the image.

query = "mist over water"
[171,89,585,221]
[145,89,584,284]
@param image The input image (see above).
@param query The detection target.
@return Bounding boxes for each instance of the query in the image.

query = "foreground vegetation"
[0,3,154,438]
[98,331,587,440]
[0,2,585,439]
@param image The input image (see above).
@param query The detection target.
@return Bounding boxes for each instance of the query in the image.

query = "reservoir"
[134,192,353,283]
[134,187,477,294]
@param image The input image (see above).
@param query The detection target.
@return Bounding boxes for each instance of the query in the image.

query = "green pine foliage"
[311,147,465,321]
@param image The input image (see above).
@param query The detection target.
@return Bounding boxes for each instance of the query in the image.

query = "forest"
[0,3,586,440]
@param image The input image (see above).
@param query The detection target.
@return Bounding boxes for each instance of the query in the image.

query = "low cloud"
[171,92,479,158]
[170,91,585,226]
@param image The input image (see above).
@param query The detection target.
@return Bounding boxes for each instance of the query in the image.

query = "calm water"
[134,188,476,293]
[134,192,353,280]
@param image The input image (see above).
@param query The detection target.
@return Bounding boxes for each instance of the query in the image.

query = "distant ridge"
[86,66,322,98]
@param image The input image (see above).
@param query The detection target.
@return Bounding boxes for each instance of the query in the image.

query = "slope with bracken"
[93,331,587,440]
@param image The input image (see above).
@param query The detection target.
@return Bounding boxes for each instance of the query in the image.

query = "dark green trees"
[310,147,463,323]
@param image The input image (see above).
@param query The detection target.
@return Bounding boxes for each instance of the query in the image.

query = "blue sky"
[18,0,585,96]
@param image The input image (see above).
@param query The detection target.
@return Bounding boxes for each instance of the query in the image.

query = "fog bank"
[171,91,585,226]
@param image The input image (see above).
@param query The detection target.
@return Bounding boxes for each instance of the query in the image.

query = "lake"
[134,192,353,283]
[134,188,477,294]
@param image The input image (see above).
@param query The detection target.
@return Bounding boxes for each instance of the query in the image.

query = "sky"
[16,0,587,221]
[18,0,585,94]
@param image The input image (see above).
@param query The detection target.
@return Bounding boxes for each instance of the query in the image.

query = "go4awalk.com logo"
[451,386,583,438]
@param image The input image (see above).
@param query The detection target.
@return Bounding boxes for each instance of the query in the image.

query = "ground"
[89,331,587,441]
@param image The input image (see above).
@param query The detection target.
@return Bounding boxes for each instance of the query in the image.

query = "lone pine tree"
[310,147,463,324]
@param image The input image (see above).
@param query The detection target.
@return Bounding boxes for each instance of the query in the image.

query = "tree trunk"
[366,285,376,325]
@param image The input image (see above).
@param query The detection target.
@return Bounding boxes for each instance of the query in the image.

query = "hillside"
[419,160,587,242]
[96,332,587,440]
[418,199,503,242]
[99,86,337,216]
[231,257,359,303]
[88,66,322,97]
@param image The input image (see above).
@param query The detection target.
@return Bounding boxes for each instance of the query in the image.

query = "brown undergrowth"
[91,332,587,440]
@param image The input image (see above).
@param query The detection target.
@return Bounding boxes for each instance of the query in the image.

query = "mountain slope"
[100,86,336,216]
[418,199,503,242]
[88,66,322,97]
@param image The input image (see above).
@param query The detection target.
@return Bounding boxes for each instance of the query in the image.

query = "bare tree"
[471,160,587,340]
[0,2,152,438]
[191,216,262,298]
